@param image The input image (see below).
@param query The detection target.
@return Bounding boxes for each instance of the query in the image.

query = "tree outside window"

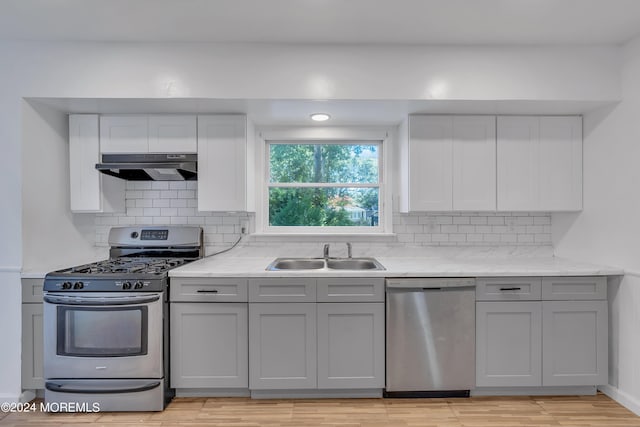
[267,142,381,229]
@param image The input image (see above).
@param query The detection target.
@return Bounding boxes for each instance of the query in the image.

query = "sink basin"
[266,258,325,270]
[326,258,385,270]
[266,257,385,271]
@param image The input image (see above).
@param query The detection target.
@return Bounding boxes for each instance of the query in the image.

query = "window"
[266,141,382,232]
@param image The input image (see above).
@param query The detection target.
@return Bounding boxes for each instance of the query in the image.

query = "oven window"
[57,306,148,357]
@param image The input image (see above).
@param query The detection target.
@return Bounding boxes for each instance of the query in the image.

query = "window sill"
[248,232,397,243]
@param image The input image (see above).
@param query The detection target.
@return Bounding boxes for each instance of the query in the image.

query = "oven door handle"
[43,294,161,305]
[45,381,161,394]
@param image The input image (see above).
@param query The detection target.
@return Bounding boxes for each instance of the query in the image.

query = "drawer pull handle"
[499,287,522,291]
[197,289,219,293]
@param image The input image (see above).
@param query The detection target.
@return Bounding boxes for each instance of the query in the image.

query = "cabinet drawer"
[170,278,248,302]
[317,278,384,303]
[476,277,542,301]
[249,278,316,302]
[22,278,44,303]
[541,277,606,300]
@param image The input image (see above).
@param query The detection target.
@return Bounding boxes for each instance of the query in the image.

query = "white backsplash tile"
[95,182,554,253]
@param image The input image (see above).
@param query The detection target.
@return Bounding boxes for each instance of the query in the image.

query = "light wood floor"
[1,394,639,426]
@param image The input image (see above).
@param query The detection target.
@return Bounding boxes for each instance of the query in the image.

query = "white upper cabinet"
[197,115,254,212]
[408,116,453,211]
[497,116,582,211]
[452,116,497,210]
[69,114,125,213]
[100,115,197,154]
[407,115,496,211]
[148,115,197,153]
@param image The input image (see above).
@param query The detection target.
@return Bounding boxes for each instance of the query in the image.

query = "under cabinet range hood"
[96,153,197,181]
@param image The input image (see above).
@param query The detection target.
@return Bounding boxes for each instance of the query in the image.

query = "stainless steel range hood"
[96,153,197,181]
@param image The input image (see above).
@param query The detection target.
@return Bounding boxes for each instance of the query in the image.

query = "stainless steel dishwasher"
[385,278,475,397]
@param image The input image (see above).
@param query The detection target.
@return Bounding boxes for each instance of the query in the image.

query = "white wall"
[0,41,623,401]
[553,35,640,413]
[21,100,101,271]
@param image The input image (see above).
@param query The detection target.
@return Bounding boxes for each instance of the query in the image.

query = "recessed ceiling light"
[310,113,331,122]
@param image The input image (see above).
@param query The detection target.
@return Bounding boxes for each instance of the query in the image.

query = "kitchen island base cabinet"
[249,303,317,389]
[170,303,248,389]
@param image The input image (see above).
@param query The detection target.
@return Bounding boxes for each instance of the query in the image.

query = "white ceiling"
[2,0,640,45]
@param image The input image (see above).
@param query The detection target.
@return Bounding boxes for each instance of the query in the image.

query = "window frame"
[255,127,392,235]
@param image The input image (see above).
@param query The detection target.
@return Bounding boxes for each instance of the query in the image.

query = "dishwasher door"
[385,278,475,396]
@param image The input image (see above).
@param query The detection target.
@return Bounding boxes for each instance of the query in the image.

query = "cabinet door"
[476,301,542,387]
[497,116,540,210]
[148,115,197,153]
[408,116,453,210]
[69,115,125,213]
[249,303,316,389]
[317,303,384,389]
[22,303,44,389]
[538,117,582,211]
[99,116,148,153]
[452,116,496,210]
[197,115,246,211]
[170,303,248,388]
[542,300,607,386]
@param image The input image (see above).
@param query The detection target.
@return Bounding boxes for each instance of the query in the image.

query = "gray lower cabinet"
[476,276,608,388]
[22,278,44,390]
[317,303,385,389]
[170,302,248,388]
[249,303,317,389]
[476,301,542,387]
[542,300,608,386]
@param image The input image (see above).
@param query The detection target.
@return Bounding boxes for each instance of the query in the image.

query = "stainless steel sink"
[266,257,385,271]
[266,258,325,270]
[326,258,385,270]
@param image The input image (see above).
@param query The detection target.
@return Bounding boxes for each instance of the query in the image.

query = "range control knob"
[62,281,72,289]
[134,281,144,289]
[122,281,132,290]
[73,282,84,289]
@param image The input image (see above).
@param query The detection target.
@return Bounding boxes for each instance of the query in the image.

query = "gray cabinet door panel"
[542,300,608,386]
[22,303,44,389]
[170,278,248,302]
[317,279,384,303]
[249,303,317,389]
[170,302,248,388]
[317,303,384,389]
[541,277,606,300]
[249,278,316,302]
[476,301,542,387]
[476,277,541,301]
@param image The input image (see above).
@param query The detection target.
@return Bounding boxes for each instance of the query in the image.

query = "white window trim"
[254,126,393,235]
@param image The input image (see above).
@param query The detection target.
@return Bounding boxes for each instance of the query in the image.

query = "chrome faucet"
[346,242,352,258]
[323,243,330,259]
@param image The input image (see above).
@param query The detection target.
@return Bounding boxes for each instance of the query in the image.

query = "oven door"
[43,292,164,379]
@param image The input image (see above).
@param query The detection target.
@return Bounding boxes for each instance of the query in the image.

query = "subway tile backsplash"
[95,182,552,251]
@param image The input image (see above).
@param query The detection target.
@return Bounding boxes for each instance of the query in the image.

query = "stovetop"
[43,257,197,293]
[56,257,191,276]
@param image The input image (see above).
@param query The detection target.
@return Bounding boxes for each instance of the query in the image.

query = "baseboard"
[0,393,20,403]
[472,386,597,396]
[175,388,250,397]
[251,389,383,399]
[599,385,640,416]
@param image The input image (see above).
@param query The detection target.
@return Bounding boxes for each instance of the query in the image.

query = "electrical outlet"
[240,219,250,234]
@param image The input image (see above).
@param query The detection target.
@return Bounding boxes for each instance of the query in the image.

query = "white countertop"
[169,252,623,278]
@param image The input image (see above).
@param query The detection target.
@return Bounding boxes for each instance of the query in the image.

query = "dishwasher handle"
[386,278,475,290]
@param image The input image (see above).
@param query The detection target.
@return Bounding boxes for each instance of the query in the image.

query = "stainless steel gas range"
[43,226,203,412]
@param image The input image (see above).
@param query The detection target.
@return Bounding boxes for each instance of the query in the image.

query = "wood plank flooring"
[1,394,639,426]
